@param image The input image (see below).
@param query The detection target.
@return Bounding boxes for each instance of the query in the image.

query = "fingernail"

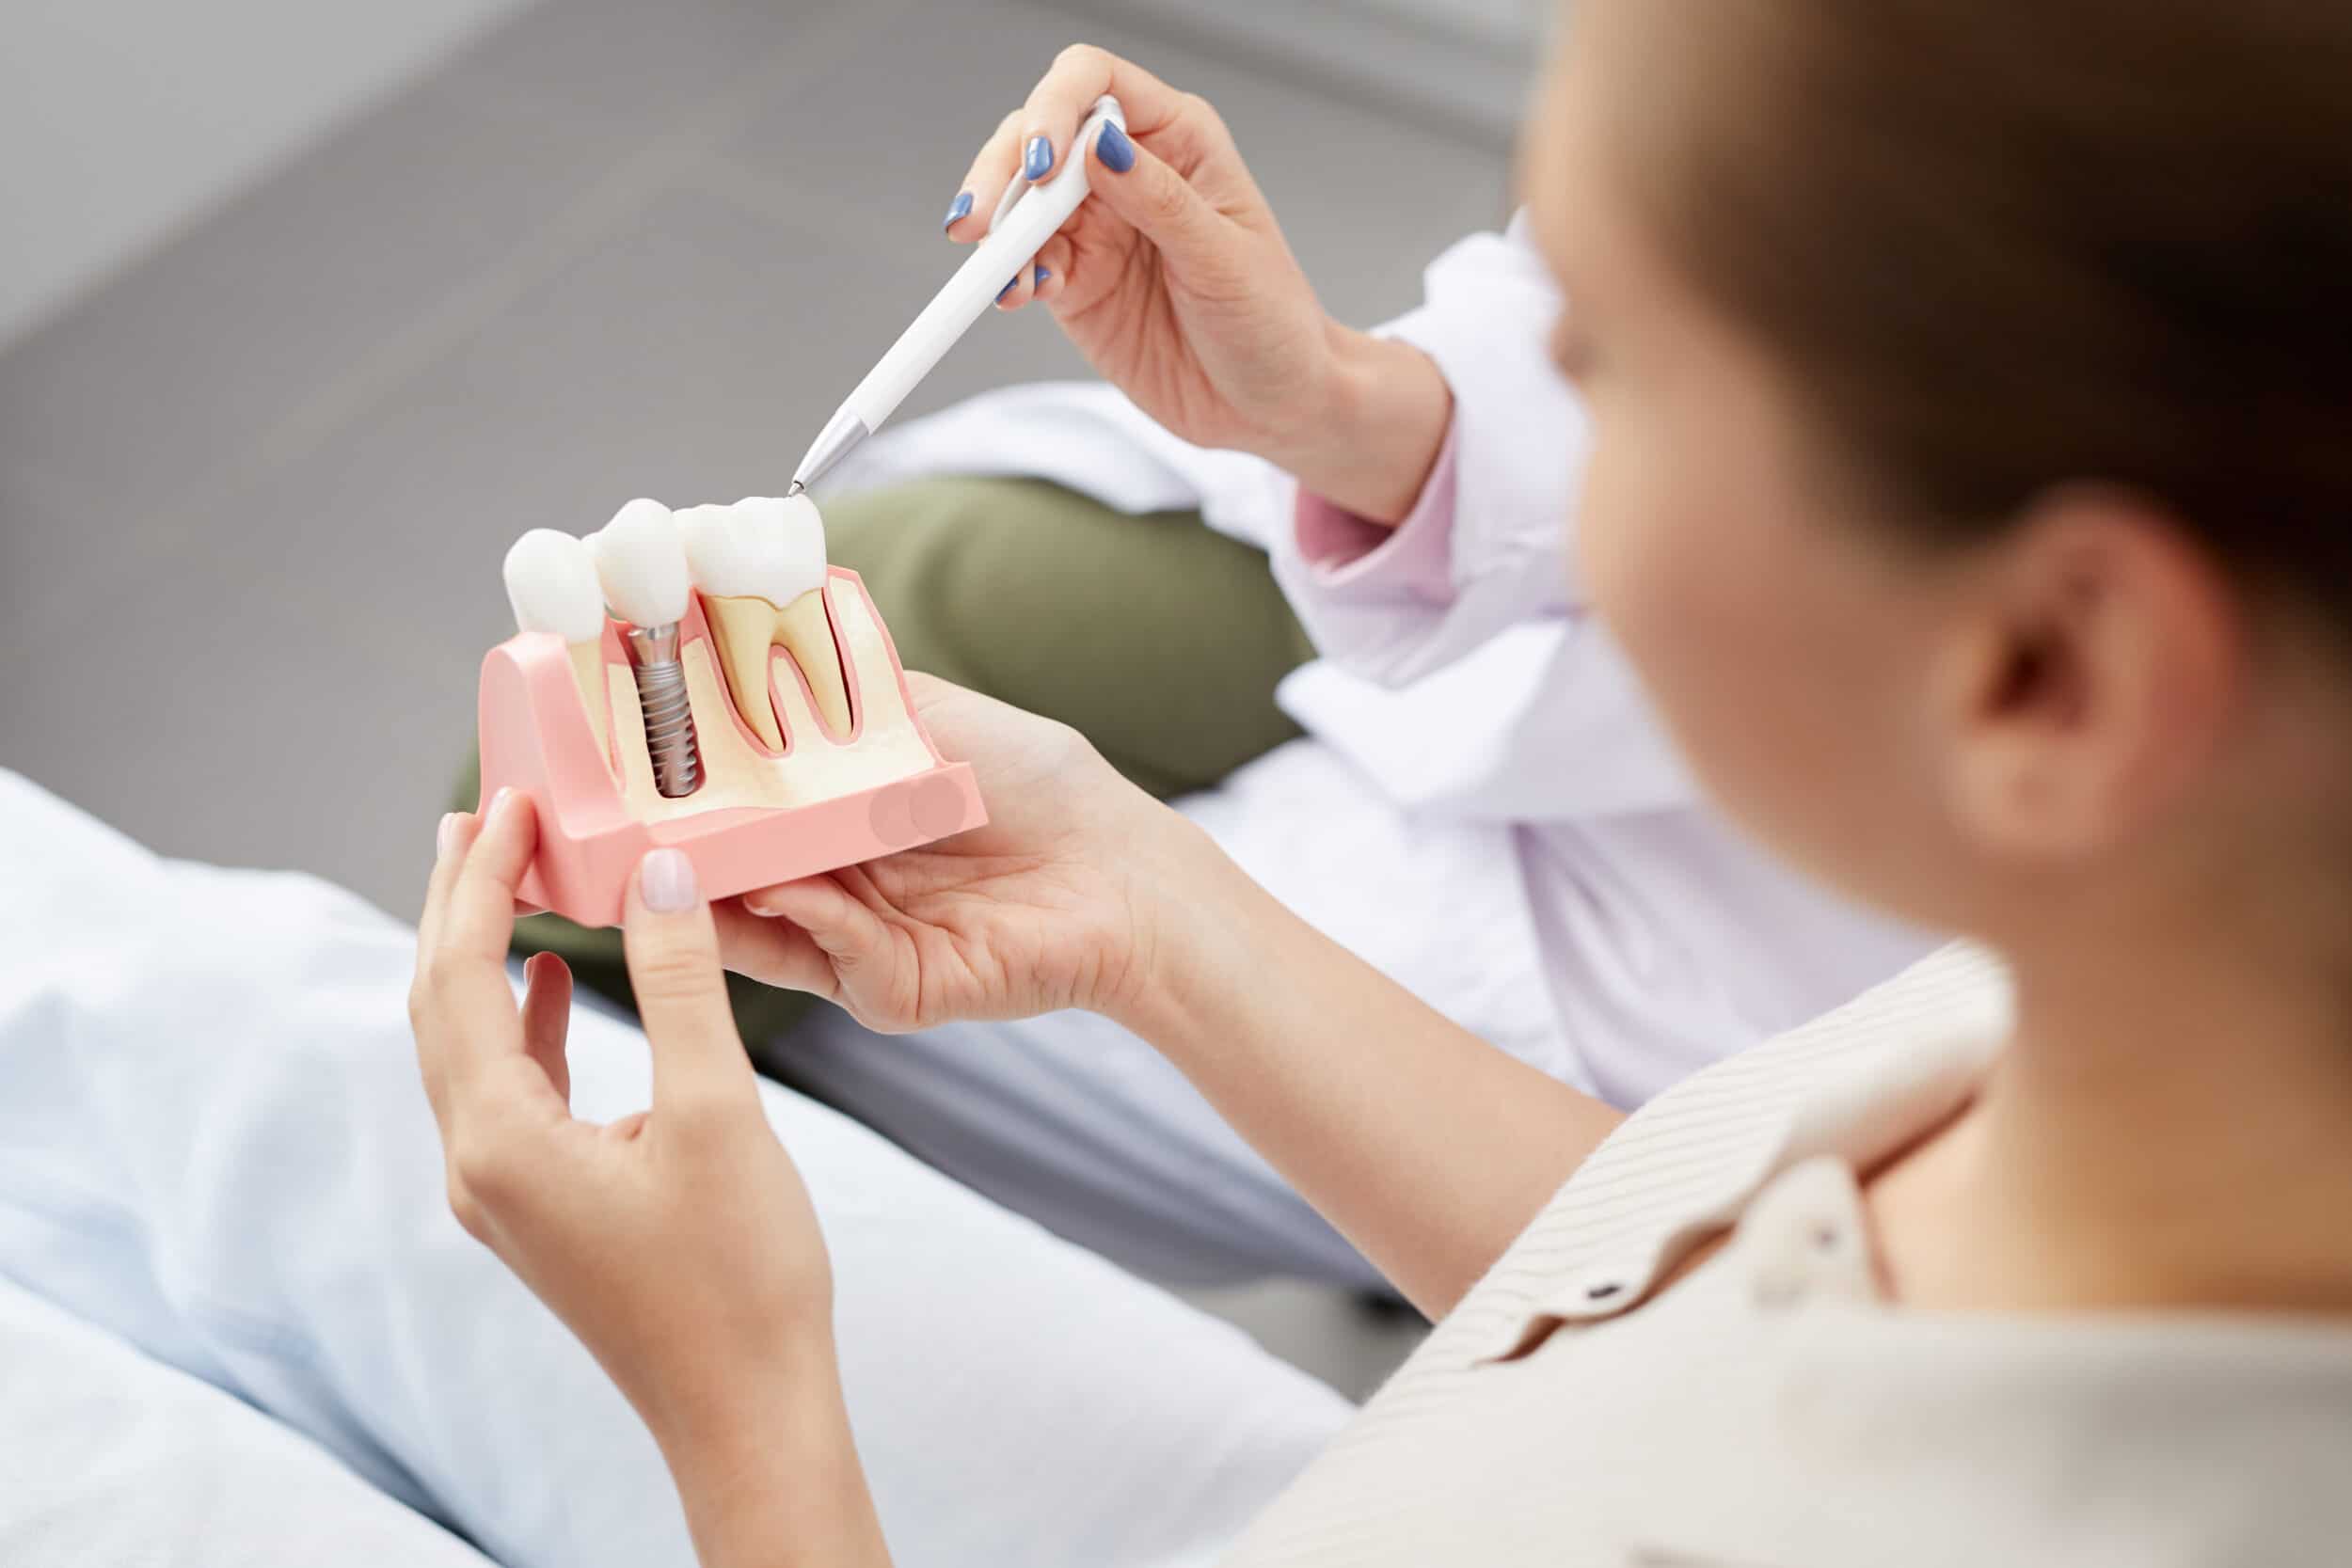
[437,813,460,859]
[998,275,1019,302]
[1096,121,1135,174]
[1023,135,1054,181]
[640,847,699,913]
[942,189,972,231]
[1034,264,1052,286]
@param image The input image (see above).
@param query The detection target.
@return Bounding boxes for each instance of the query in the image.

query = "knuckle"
[1055,41,1109,76]
[629,942,718,1006]
[1142,169,1192,226]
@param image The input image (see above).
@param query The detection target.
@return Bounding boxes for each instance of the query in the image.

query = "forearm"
[1264,327,1454,527]
[649,1338,893,1568]
[1118,816,1625,1318]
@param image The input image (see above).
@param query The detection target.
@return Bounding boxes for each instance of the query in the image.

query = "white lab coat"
[833,215,1935,1114]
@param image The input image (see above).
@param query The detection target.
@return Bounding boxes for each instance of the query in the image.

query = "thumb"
[622,847,757,1113]
[1087,119,1229,266]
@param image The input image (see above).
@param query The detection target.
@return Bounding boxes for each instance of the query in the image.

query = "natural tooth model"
[501,528,613,760]
[678,494,852,746]
[587,498,702,799]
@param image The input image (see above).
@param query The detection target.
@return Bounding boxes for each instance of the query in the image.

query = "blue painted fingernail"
[1096,121,1136,173]
[1034,265,1051,285]
[1096,120,1134,175]
[998,276,1018,302]
[942,189,973,231]
[1023,135,1054,181]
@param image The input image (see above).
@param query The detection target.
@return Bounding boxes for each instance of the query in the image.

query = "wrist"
[638,1319,840,1471]
[1271,326,1454,525]
[1103,804,1263,1050]
[647,1334,891,1568]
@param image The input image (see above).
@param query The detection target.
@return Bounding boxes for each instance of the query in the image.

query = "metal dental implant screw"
[588,498,706,801]
[623,623,700,798]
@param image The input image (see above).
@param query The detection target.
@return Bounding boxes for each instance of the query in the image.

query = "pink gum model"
[476,566,986,927]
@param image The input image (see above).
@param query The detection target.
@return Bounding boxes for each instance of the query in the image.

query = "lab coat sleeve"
[1266,214,1703,820]
[1267,214,1588,686]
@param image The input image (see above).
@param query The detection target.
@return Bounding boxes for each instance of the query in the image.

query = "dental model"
[676,494,852,748]
[501,528,611,760]
[587,499,701,800]
[475,492,986,927]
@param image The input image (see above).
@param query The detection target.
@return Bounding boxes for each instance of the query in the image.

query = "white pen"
[787,94,1127,496]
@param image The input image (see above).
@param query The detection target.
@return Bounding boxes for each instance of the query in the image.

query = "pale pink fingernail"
[640,847,699,912]
[437,813,461,859]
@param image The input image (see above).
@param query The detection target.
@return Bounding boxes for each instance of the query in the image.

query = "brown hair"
[1632,1,2352,616]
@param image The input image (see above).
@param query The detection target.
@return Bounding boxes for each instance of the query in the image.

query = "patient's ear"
[1934,487,2242,865]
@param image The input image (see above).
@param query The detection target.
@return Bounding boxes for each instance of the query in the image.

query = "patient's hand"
[409,794,847,1464]
[717,673,1196,1034]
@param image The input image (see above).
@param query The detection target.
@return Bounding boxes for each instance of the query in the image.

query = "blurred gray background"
[0,0,1531,1394]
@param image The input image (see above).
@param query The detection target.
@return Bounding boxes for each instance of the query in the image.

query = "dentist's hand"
[717,674,1202,1035]
[948,44,1452,523]
[409,795,840,1457]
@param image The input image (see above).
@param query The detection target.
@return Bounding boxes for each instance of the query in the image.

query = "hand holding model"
[412,795,893,1567]
[714,675,1197,1034]
[954,44,1454,523]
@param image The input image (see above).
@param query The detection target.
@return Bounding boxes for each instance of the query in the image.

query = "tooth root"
[566,640,612,761]
[776,587,852,736]
[701,594,787,751]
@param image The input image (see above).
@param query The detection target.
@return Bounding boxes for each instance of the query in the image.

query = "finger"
[621,848,761,1116]
[412,810,482,1123]
[1032,233,1073,304]
[519,952,573,1105]
[1085,117,1230,263]
[418,811,477,958]
[994,259,1040,312]
[712,897,842,1001]
[946,110,1023,242]
[1017,44,1195,184]
[443,790,538,968]
[736,875,901,1022]
[435,791,543,1086]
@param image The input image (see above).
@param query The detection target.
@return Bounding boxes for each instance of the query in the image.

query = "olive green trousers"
[455,477,1316,1042]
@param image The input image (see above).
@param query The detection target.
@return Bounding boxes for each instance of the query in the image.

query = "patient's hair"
[1631,1,2352,631]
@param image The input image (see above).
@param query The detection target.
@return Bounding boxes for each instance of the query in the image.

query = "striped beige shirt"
[1223,944,2352,1566]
